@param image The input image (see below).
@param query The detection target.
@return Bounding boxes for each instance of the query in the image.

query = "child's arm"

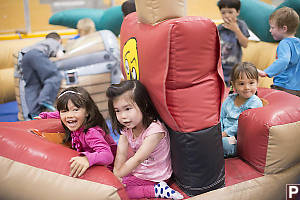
[264,41,291,78]
[220,98,229,137]
[113,135,129,175]
[56,49,65,58]
[114,132,164,178]
[39,111,60,119]
[70,128,114,178]
[223,17,248,48]
[80,129,114,166]
[257,69,268,77]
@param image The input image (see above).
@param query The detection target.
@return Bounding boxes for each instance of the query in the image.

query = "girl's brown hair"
[106,80,160,135]
[56,86,109,143]
[230,62,259,83]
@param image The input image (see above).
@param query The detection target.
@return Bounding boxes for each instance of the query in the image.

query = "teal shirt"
[220,93,263,137]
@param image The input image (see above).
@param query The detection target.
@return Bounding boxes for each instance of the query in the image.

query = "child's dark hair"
[56,86,109,143]
[269,7,299,35]
[229,62,259,93]
[106,79,159,134]
[217,0,241,12]
[121,0,136,17]
[46,32,61,40]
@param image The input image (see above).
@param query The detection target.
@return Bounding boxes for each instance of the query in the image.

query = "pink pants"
[122,174,156,199]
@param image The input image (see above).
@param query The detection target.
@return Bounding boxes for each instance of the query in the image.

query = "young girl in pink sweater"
[39,86,116,177]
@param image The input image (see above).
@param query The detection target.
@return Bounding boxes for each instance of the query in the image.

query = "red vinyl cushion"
[237,88,300,173]
[120,13,225,132]
[225,157,262,186]
[0,119,128,200]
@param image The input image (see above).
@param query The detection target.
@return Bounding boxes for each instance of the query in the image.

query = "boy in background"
[217,0,250,86]
[121,0,136,17]
[20,32,64,119]
[258,7,300,97]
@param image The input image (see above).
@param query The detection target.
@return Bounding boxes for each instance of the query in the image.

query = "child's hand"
[223,17,239,32]
[113,171,125,186]
[257,69,267,77]
[69,156,90,178]
[222,131,228,137]
[228,136,237,145]
[33,116,42,120]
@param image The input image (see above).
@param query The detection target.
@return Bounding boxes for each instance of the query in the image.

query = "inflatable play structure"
[15,30,122,121]
[0,119,128,200]
[49,6,124,36]
[1,87,299,200]
[239,0,300,42]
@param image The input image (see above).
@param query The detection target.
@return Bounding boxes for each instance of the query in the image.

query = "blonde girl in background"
[76,18,96,38]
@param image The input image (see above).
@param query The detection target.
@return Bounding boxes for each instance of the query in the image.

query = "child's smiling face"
[59,100,87,132]
[233,72,258,100]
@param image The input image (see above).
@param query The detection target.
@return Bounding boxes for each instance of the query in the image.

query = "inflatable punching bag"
[119,0,225,196]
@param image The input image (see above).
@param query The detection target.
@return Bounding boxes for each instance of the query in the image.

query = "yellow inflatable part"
[0,68,15,104]
[242,40,277,88]
[0,38,42,104]
[0,38,42,70]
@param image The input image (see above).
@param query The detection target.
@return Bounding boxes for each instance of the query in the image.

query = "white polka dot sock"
[154,181,184,199]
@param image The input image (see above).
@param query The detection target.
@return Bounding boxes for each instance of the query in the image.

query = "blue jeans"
[21,49,62,117]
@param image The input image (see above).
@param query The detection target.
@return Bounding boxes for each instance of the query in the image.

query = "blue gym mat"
[0,101,18,122]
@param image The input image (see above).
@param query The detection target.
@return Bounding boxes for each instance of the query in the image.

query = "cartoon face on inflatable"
[123,37,139,80]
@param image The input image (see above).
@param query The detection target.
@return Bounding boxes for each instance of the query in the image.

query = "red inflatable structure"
[120,11,225,196]
[0,119,128,200]
[0,88,299,200]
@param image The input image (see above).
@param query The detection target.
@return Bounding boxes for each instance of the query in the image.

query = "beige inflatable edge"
[135,0,185,24]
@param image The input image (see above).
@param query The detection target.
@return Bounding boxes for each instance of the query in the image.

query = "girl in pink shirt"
[39,86,117,178]
[106,80,183,199]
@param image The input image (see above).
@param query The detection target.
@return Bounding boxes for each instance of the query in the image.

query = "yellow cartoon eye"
[131,67,137,79]
[123,37,139,80]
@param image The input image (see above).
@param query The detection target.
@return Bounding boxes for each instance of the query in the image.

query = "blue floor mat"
[0,101,18,122]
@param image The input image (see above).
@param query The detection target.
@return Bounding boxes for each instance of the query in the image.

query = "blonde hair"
[76,18,96,36]
[269,7,299,35]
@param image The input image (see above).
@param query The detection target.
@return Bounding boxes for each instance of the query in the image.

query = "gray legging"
[21,49,62,117]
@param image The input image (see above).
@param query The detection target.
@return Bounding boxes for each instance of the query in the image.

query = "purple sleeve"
[39,111,60,119]
[80,128,114,167]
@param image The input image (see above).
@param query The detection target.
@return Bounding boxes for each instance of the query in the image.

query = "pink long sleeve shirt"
[39,111,117,169]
